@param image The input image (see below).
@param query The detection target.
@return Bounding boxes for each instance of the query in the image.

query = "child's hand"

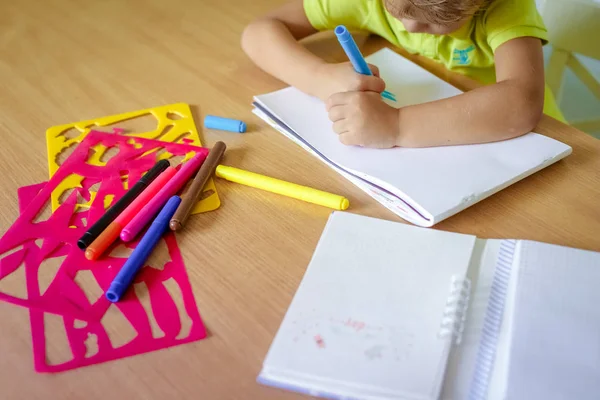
[326,91,400,149]
[315,62,386,101]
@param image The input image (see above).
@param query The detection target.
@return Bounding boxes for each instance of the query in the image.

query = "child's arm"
[327,37,546,148]
[241,0,385,101]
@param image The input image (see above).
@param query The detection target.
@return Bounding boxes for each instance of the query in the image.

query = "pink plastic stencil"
[0,129,207,318]
[27,235,206,373]
[3,131,208,372]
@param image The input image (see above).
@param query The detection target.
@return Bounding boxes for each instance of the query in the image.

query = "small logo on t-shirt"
[453,45,475,65]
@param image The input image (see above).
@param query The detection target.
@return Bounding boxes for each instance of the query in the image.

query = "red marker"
[85,167,177,260]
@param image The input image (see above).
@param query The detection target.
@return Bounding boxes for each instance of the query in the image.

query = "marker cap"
[204,115,246,133]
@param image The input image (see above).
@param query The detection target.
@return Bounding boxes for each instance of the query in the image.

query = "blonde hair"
[384,0,487,25]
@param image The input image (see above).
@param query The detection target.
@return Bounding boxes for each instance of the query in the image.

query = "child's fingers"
[350,75,385,94]
[332,119,350,135]
[367,63,380,77]
[327,105,346,122]
[326,93,351,110]
[339,132,358,146]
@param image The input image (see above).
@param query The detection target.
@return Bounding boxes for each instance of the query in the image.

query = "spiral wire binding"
[468,239,517,400]
[438,275,472,345]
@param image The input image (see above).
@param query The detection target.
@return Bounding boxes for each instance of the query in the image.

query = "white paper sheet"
[254,48,572,226]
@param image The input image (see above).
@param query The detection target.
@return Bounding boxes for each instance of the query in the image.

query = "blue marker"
[334,25,397,102]
[105,196,182,303]
[205,115,247,133]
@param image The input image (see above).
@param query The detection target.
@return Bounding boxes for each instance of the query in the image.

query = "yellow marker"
[215,165,350,211]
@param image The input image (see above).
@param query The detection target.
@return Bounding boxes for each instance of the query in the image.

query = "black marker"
[77,159,170,250]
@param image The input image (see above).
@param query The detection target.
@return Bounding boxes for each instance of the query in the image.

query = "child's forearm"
[242,18,326,98]
[396,80,544,147]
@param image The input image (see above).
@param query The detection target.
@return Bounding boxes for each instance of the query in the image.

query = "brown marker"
[169,141,226,231]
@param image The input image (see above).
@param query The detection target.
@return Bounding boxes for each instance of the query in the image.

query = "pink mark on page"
[0,130,208,372]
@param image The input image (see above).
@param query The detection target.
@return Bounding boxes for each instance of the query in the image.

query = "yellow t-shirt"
[304,0,565,121]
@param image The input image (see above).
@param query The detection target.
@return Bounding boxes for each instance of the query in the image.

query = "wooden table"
[1,1,599,399]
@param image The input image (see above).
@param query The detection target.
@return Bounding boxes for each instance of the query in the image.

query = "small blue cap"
[204,115,246,133]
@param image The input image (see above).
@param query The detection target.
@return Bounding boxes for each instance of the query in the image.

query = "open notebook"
[259,212,600,400]
[253,49,573,227]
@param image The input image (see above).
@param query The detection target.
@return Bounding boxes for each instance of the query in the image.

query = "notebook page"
[505,241,600,400]
[251,107,426,226]
[254,48,572,226]
[260,212,477,400]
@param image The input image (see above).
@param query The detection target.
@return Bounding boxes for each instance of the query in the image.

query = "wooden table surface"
[1,1,599,399]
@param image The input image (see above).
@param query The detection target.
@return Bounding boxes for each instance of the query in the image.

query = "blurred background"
[536,0,600,139]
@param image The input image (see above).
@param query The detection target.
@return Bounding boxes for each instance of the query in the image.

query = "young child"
[242,0,564,148]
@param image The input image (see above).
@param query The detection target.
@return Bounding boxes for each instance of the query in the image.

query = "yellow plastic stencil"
[45,103,220,215]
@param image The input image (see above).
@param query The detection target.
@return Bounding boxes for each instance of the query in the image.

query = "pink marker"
[120,153,206,242]
[85,167,178,261]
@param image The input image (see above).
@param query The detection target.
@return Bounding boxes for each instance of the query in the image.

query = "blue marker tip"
[105,196,182,303]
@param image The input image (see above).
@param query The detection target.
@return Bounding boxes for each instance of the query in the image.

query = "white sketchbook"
[252,49,572,227]
[258,212,600,400]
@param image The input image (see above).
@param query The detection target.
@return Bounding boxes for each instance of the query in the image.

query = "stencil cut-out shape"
[136,147,165,163]
[57,127,84,140]
[60,188,86,208]
[0,245,24,260]
[45,103,220,215]
[145,238,170,271]
[168,154,185,168]
[74,320,88,329]
[84,147,98,164]
[101,304,138,349]
[58,188,75,205]
[34,239,44,249]
[0,259,27,299]
[119,172,130,191]
[38,255,66,296]
[199,189,216,202]
[99,145,120,164]
[69,210,89,229]
[44,313,74,366]
[55,143,78,166]
[108,243,135,259]
[155,125,175,141]
[86,181,102,194]
[166,112,183,120]
[32,199,53,224]
[134,282,165,339]
[169,132,191,144]
[103,194,115,210]
[73,270,104,305]
[0,245,26,279]
[90,113,159,135]
[126,138,144,150]
[84,333,99,358]
[163,278,193,340]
